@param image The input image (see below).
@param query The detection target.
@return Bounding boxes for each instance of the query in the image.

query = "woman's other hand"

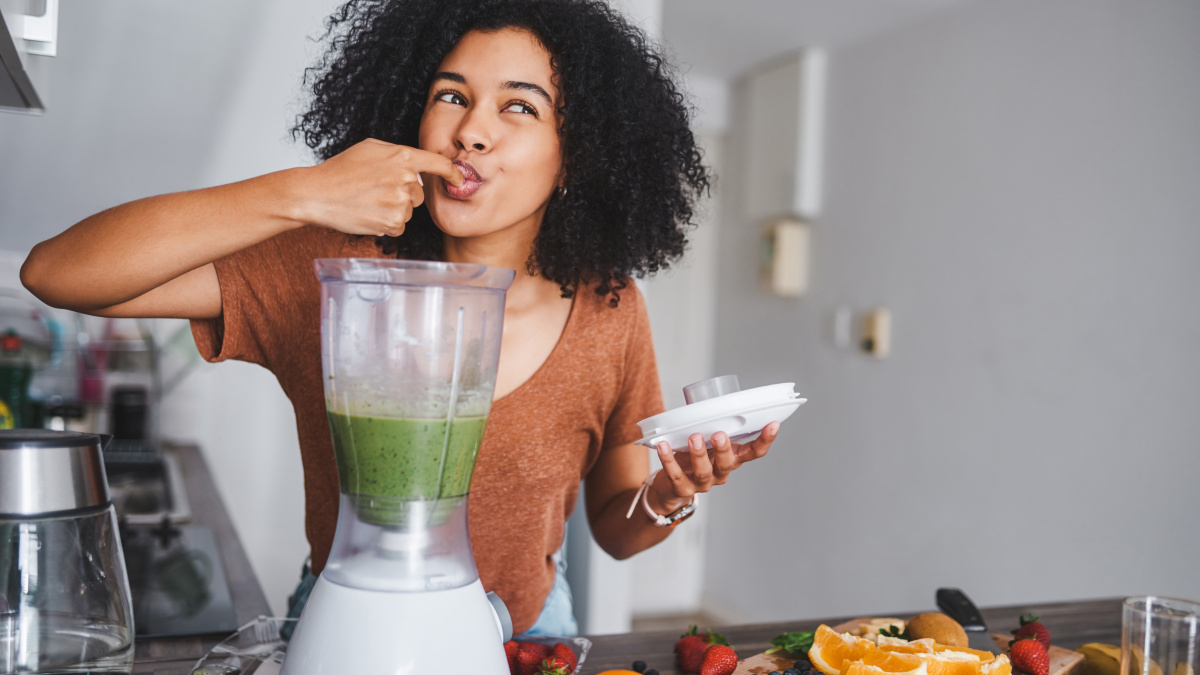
[293,139,463,237]
[648,422,780,513]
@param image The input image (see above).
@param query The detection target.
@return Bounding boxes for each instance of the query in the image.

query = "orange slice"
[810,625,879,675]
[859,650,926,672]
[812,626,1013,675]
[924,650,984,675]
[879,637,938,654]
[936,645,1000,660]
[842,661,930,675]
[981,654,1012,675]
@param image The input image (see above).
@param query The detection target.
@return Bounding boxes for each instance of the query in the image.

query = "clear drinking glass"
[1122,596,1200,675]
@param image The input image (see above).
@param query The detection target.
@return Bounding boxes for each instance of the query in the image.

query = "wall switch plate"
[861,308,891,358]
[760,219,810,297]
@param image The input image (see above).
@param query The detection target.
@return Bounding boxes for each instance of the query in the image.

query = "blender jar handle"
[486,591,513,642]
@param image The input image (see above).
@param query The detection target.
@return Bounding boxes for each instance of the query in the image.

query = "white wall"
[567,0,732,633]
[632,131,723,618]
[704,0,1200,622]
[0,0,341,615]
[570,130,724,628]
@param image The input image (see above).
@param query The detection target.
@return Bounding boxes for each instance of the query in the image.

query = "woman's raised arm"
[20,140,462,319]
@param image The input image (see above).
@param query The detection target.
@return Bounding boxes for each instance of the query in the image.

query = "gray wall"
[706,0,1200,621]
[1,1,271,248]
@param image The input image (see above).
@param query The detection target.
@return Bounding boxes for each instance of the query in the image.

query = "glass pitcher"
[0,430,135,675]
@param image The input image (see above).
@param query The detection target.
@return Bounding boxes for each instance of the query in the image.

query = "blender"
[281,259,516,675]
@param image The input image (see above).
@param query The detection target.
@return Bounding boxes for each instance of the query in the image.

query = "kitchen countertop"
[126,456,1123,673]
[132,444,272,675]
[579,596,1125,674]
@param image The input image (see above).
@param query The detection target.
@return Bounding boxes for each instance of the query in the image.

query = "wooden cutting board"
[732,618,1085,675]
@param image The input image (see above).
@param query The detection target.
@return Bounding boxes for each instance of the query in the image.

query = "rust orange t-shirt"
[190,225,664,633]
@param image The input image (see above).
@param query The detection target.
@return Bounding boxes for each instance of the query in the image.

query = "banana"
[1077,643,1121,675]
[1077,643,1169,675]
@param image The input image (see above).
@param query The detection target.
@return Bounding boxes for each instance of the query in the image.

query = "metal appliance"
[280,259,515,675]
[0,430,135,674]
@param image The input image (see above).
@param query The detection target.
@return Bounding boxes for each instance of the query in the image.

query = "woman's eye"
[435,91,466,106]
[503,101,538,116]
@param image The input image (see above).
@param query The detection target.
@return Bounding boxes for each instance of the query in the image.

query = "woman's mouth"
[445,161,485,200]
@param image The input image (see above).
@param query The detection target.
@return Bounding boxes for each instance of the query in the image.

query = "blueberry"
[784,669,802,675]
[770,671,783,675]
[632,661,647,673]
[644,670,659,675]
[795,660,812,668]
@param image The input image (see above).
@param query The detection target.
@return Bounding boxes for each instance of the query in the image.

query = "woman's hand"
[586,423,780,559]
[647,422,780,514]
[291,139,463,237]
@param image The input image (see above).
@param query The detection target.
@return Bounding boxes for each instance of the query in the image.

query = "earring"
[556,185,568,198]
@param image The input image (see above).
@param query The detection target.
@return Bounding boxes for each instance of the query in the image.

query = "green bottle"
[0,330,33,429]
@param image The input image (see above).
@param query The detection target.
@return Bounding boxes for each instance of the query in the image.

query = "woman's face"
[419,28,563,242]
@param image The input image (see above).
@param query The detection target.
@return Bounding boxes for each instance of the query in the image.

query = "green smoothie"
[327,411,488,525]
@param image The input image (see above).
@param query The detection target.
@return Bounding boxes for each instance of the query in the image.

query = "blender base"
[280,574,510,675]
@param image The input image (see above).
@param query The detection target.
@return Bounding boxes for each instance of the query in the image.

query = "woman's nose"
[455,107,491,152]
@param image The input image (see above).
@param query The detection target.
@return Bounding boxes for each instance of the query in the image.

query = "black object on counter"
[110,385,149,440]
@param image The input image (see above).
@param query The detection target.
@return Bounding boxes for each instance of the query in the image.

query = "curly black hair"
[293,0,709,305]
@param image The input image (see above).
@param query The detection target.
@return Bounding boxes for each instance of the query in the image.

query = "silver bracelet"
[624,469,697,528]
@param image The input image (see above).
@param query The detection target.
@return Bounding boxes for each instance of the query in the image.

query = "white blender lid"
[636,378,806,450]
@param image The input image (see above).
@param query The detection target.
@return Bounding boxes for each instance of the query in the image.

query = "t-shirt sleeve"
[189,226,347,370]
[602,286,666,451]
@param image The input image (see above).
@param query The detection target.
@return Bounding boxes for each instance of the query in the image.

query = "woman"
[21,0,781,636]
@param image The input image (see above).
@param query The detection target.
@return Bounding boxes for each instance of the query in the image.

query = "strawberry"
[676,626,728,674]
[699,643,739,675]
[1010,613,1052,651]
[550,642,578,672]
[504,641,519,674]
[676,635,709,674]
[537,656,573,675]
[516,642,552,675]
[1009,636,1050,675]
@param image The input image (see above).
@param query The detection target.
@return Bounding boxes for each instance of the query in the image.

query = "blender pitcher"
[281,259,515,675]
